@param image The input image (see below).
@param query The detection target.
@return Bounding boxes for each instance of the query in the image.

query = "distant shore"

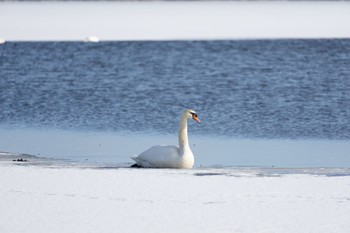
[1,1,349,41]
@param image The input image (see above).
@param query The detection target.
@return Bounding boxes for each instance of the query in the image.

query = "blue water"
[1,40,350,167]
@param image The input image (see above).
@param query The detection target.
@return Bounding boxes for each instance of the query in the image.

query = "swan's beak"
[193,116,200,123]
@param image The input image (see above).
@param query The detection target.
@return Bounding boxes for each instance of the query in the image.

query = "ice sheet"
[0,163,350,233]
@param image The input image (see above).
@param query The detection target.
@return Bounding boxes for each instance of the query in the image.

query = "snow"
[0,1,350,41]
[1,161,350,233]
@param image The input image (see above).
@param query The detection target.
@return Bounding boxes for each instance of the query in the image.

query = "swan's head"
[185,109,200,123]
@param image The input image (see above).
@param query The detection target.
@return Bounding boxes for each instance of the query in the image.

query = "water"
[1,40,350,167]
[1,40,350,138]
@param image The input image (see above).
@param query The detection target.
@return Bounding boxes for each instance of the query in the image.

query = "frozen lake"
[1,164,350,233]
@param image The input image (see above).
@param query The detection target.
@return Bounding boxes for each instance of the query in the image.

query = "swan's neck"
[178,113,190,152]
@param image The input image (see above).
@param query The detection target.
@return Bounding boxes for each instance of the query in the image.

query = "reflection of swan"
[131,109,200,169]
[0,38,5,44]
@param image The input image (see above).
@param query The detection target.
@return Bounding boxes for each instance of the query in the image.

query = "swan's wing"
[132,145,180,168]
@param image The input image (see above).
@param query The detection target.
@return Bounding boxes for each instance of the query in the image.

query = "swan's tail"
[130,155,141,168]
[130,163,142,168]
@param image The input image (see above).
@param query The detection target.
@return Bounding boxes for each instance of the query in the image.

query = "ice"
[0,162,350,233]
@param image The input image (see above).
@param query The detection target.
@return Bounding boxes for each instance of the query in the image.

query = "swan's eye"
[191,113,198,118]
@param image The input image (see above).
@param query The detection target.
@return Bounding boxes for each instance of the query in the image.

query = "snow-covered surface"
[1,156,350,233]
[0,1,350,41]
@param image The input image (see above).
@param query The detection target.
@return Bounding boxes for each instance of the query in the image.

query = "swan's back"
[132,145,193,168]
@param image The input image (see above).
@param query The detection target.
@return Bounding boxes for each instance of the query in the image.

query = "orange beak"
[193,116,200,123]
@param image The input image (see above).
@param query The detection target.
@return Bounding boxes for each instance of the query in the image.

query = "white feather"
[132,109,199,169]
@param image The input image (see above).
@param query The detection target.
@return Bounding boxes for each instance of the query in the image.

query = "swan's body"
[132,145,193,169]
[131,109,200,169]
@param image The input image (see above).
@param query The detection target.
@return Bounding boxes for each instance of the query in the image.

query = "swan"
[131,109,200,169]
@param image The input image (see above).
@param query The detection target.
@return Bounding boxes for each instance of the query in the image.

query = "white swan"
[131,109,200,169]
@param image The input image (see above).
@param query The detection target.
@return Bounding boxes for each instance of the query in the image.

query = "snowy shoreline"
[1,161,350,233]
